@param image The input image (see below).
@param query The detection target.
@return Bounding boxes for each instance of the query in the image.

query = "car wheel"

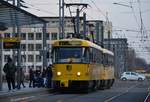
[122,77,127,81]
[138,78,143,81]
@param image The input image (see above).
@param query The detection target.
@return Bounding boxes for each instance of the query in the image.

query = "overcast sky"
[22,0,150,63]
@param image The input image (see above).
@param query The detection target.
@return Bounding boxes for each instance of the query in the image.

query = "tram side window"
[93,48,96,63]
[89,48,93,63]
[97,50,102,64]
[109,55,114,66]
[92,48,97,63]
[83,48,90,63]
[89,47,102,64]
[95,49,101,64]
[51,48,56,63]
[103,54,109,66]
[104,54,114,66]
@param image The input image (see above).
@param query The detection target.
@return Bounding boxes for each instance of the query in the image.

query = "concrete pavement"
[0,82,50,98]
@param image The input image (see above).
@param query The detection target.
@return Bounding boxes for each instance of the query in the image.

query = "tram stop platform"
[0,82,50,98]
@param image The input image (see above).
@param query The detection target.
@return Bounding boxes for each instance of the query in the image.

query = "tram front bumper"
[60,80,69,87]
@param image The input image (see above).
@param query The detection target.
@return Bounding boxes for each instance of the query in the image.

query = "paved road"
[0,80,150,102]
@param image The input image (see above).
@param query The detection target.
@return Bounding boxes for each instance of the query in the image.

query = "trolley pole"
[83,12,86,39]
[66,3,88,39]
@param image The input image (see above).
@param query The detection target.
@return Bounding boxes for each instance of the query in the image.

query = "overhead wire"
[89,0,107,20]
[24,2,58,16]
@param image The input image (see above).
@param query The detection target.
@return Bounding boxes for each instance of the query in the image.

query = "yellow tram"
[51,38,115,91]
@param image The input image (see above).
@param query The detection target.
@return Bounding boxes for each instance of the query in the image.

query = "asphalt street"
[0,80,150,102]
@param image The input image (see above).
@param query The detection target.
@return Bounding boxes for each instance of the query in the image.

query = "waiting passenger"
[3,57,17,91]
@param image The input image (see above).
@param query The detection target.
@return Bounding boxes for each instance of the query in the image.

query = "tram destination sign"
[59,41,82,46]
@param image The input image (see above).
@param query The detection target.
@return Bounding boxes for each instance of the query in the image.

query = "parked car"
[121,72,146,81]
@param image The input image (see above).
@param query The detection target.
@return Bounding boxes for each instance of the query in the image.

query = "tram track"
[103,83,140,102]
[2,80,150,102]
[143,87,150,102]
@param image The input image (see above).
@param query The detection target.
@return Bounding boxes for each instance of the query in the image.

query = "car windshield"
[52,47,83,63]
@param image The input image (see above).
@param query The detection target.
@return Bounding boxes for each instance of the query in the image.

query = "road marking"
[10,93,54,102]
[104,92,126,102]
[144,92,150,102]
[104,83,139,102]
[10,96,35,102]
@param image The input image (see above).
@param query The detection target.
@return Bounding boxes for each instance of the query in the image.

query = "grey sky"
[23,0,150,63]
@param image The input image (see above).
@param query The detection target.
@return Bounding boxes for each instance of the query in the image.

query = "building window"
[28,44,34,51]
[35,44,42,51]
[51,32,57,40]
[28,66,34,70]
[36,55,41,62]
[28,33,34,40]
[4,55,10,62]
[28,55,34,62]
[36,66,42,70]
[21,55,26,62]
[4,49,10,51]
[21,44,26,51]
[66,33,73,38]
[36,33,42,40]
[4,33,10,37]
[46,33,50,40]
[21,33,26,40]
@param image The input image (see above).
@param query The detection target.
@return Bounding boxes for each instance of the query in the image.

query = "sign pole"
[0,37,3,91]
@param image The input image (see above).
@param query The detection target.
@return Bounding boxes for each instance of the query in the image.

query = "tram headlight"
[77,72,81,76]
[57,72,62,76]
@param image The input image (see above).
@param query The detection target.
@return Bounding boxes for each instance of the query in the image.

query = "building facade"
[104,38,128,77]
[1,17,112,75]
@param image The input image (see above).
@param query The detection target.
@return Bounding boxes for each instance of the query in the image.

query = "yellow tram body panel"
[100,67,115,80]
[52,64,104,81]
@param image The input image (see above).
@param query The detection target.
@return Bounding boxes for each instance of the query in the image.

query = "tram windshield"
[52,47,89,63]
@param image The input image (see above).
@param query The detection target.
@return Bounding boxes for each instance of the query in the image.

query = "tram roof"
[0,0,47,27]
[103,48,114,56]
[51,38,103,51]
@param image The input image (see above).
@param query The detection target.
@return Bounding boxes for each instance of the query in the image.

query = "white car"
[121,72,146,81]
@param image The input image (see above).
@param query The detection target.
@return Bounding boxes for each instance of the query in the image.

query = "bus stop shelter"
[0,0,48,90]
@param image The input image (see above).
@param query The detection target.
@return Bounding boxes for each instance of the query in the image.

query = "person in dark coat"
[20,68,26,88]
[3,57,17,91]
[46,64,53,88]
[29,68,34,87]
[42,68,47,87]
[34,68,42,87]
[16,67,26,89]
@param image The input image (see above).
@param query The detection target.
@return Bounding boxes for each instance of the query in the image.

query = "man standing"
[29,67,34,87]
[3,57,17,91]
